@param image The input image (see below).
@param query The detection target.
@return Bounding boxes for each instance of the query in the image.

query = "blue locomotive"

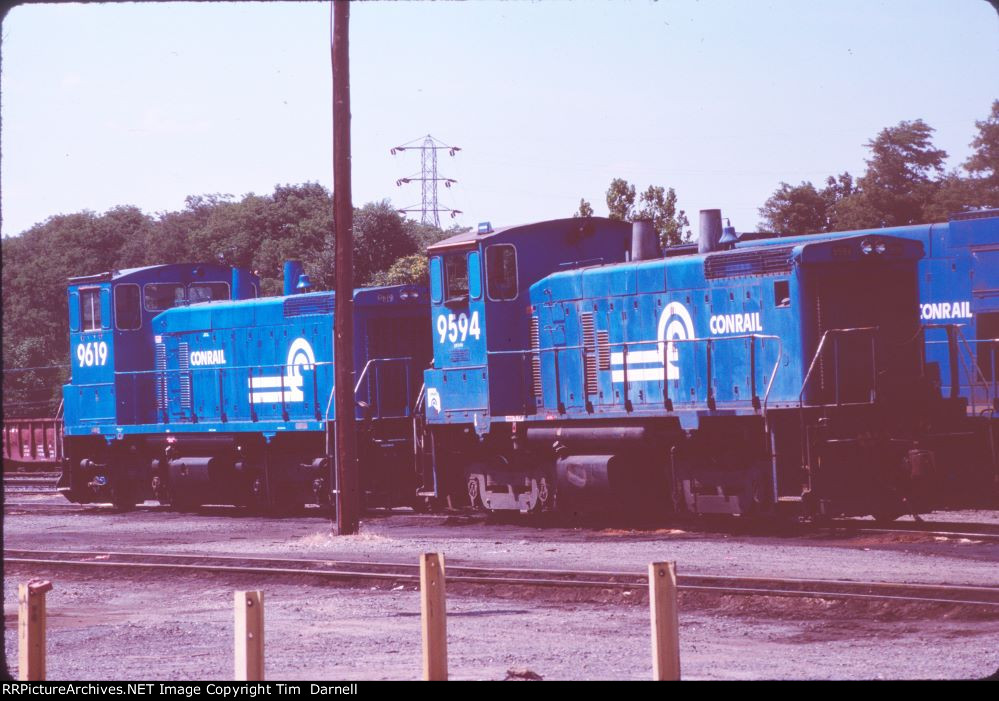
[417,214,974,519]
[59,261,430,510]
[735,209,999,412]
[57,210,995,519]
[732,209,999,499]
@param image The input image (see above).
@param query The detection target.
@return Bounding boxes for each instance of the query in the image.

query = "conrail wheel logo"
[658,301,695,380]
[248,337,317,404]
[426,387,442,413]
[610,301,695,384]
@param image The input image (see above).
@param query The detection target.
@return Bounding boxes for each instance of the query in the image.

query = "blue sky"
[2,0,997,238]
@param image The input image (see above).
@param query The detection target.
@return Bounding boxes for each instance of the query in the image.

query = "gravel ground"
[3,496,999,680]
[3,568,998,681]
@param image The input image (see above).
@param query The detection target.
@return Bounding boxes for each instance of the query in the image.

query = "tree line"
[576,101,997,241]
[1,187,459,416]
[2,101,996,416]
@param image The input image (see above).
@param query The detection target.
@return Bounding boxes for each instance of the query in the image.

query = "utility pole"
[332,0,359,535]
[391,135,462,227]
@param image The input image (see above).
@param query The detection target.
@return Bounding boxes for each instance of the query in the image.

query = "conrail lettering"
[920,301,972,320]
[189,349,227,366]
[709,312,763,335]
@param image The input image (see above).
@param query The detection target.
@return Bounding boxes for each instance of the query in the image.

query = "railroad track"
[4,471,59,485]
[5,498,999,542]
[5,548,999,609]
[3,471,60,494]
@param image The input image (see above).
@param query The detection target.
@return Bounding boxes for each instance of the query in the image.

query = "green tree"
[368,253,429,287]
[606,178,636,220]
[635,185,691,246]
[965,100,999,187]
[758,173,856,235]
[834,119,947,229]
[574,198,594,218]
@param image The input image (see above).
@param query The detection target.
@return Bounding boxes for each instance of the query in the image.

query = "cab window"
[486,244,518,301]
[80,288,102,331]
[189,282,230,304]
[445,253,469,303]
[114,284,142,330]
[144,283,186,312]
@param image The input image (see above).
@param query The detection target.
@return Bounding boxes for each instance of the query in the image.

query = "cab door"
[68,285,116,422]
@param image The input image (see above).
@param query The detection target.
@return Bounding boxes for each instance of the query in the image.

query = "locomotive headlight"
[860,239,874,255]
[874,241,887,254]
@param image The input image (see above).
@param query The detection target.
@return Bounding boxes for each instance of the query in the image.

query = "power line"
[391,134,462,228]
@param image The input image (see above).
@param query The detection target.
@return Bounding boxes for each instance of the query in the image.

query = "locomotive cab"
[60,263,258,505]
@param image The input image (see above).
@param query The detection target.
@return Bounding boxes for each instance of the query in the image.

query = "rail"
[485,333,783,418]
[75,355,420,427]
[923,328,996,413]
[797,327,880,411]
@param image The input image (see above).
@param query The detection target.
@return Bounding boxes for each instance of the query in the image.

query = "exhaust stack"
[631,220,661,261]
[698,209,723,254]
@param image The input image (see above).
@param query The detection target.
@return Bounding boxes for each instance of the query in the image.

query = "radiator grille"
[284,293,334,317]
[581,312,597,395]
[530,316,541,397]
[597,330,611,371]
[704,246,793,279]
[178,342,192,409]
[155,343,167,412]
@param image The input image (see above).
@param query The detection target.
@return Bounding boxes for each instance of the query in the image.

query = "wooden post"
[331,0,360,536]
[19,579,53,681]
[649,561,680,681]
[234,591,264,681]
[420,553,448,681]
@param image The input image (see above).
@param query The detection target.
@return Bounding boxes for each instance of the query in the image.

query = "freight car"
[416,214,973,519]
[58,261,430,510]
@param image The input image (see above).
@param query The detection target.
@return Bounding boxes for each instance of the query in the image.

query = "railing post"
[622,343,633,412]
[706,339,715,411]
[649,562,680,681]
[234,590,264,681]
[313,362,321,421]
[219,368,227,423]
[280,363,290,422]
[19,579,53,681]
[420,552,448,681]
[947,325,960,400]
[834,335,841,407]
[553,348,566,414]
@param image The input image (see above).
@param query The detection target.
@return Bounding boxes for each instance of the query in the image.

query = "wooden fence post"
[420,552,448,681]
[234,591,264,681]
[649,561,680,681]
[19,579,53,681]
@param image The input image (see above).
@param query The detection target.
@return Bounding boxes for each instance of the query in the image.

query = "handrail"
[797,326,878,409]
[923,326,996,411]
[484,333,784,415]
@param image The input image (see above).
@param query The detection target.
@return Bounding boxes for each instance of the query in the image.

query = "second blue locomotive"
[417,213,982,518]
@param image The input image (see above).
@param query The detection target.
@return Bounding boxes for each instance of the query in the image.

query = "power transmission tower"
[391,135,462,227]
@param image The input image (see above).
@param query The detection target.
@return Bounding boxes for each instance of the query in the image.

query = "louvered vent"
[284,293,334,317]
[581,312,597,395]
[530,316,541,397]
[155,343,167,413]
[597,330,611,370]
[704,246,794,279]
[178,342,192,410]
